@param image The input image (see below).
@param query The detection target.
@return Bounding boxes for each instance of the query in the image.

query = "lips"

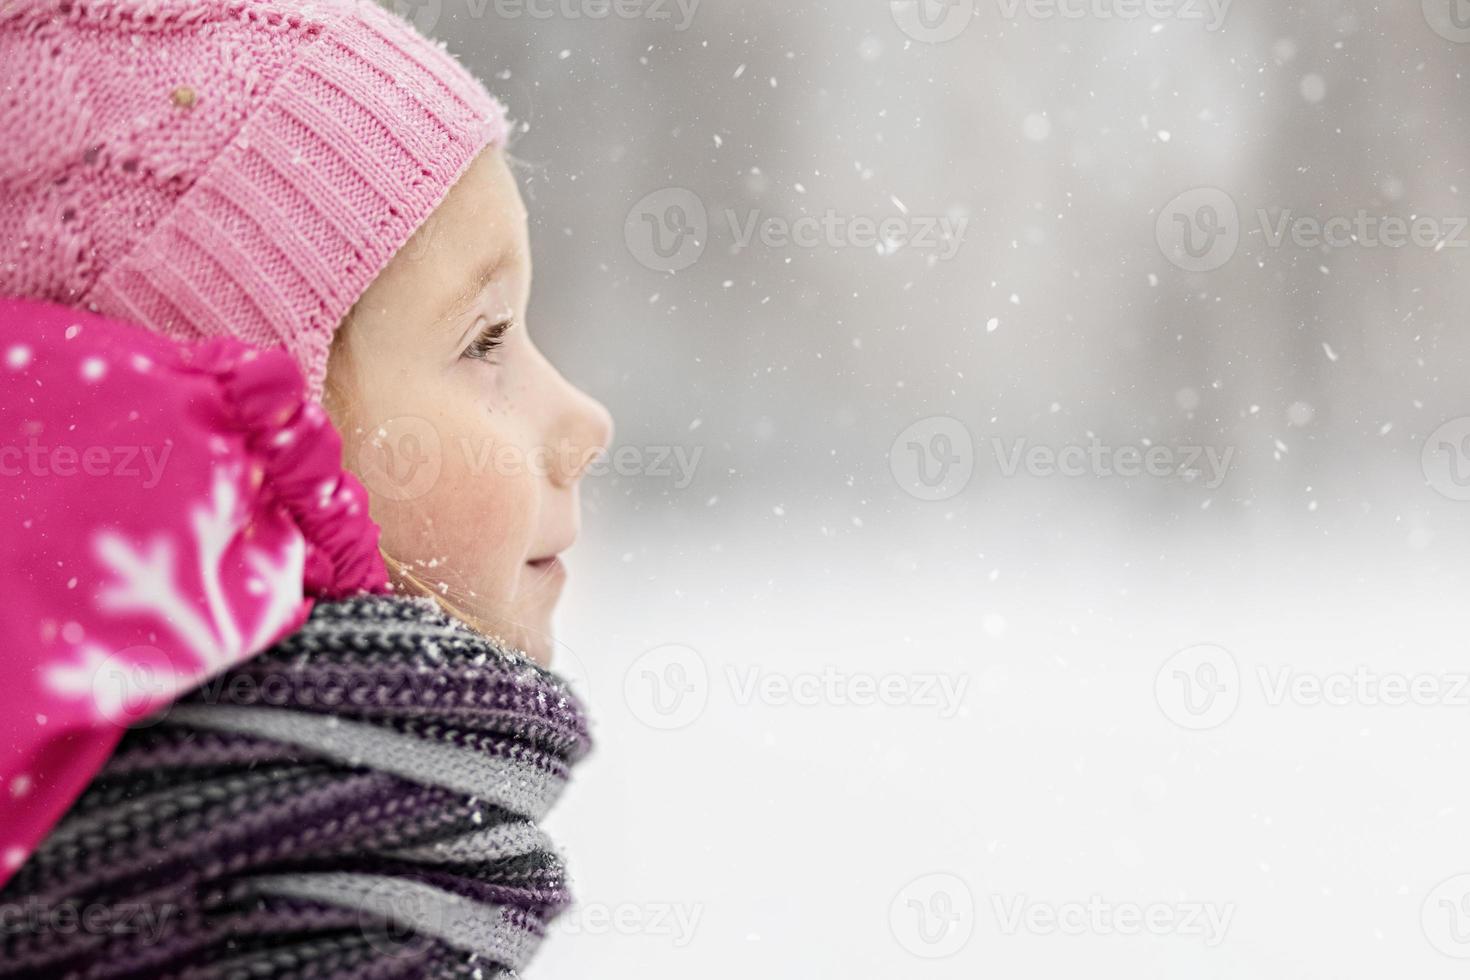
[526,555,566,577]
[527,536,576,569]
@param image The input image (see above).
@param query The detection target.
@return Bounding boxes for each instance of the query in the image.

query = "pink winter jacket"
[0,296,389,887]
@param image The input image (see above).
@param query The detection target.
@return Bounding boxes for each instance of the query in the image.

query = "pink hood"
[0,296,389,886]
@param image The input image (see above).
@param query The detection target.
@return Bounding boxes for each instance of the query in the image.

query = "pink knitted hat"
[0,0,509,399]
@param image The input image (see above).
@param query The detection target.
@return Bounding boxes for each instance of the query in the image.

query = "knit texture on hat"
[0,594,591,979]
[0,0,509,399]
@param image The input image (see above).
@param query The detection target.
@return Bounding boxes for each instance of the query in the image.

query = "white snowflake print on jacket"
[45,466,305,725]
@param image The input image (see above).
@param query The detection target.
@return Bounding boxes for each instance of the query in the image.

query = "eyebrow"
[436,248,517,327]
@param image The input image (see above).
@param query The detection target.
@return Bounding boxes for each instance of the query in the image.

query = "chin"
[494,608,556,667]
[521,632,554,667]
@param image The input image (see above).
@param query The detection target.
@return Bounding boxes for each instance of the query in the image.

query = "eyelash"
[462,317,514,363]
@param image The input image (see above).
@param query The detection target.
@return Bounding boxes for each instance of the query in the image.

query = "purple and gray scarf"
[0,595,591,979]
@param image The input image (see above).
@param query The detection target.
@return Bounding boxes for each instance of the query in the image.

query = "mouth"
[527,533,577,584]
[526,555,567,577]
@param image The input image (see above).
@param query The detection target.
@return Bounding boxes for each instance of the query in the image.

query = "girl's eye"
[462,317,514,363]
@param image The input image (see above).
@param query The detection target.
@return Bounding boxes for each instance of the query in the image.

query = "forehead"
[422,150,528,249]
[374,150,529,306]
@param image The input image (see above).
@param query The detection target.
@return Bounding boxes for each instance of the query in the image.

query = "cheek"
[372,414,541,605]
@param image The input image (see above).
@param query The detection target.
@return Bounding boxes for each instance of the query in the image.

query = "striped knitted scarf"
[0,595,591,980]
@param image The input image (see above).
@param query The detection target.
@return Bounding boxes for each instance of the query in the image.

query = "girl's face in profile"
[327,150,613,665]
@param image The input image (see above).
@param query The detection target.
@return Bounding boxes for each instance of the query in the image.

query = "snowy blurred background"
[396,0,1470,975]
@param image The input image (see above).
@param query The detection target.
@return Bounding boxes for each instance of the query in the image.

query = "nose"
[551,382,614,489]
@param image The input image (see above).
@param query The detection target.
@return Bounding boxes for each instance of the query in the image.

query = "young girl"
[0,0,611,975]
